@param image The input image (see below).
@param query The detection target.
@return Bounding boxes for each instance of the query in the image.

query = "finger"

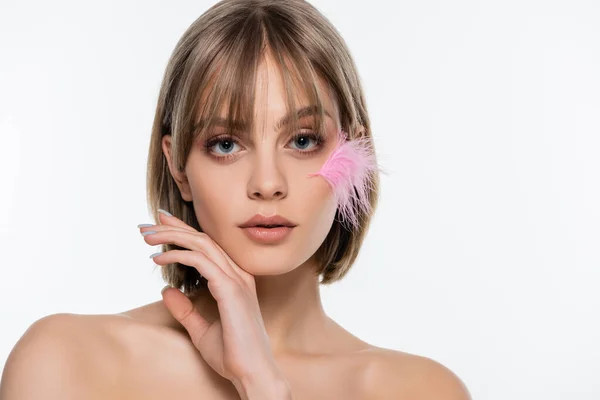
[152,211,251,283]
[210,240,237,268]
[161,286,210,344]
[152,249,233,288]
[210,240,255,285]
[156,210,197,232]
[147,223,243,274]
[140,224,192,235]
[144,230,240,281]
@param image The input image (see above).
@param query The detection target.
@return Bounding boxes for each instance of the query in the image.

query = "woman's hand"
[138,210,292,399]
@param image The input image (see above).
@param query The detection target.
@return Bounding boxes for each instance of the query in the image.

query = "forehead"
[251,53,339,118]
[192,52,340,141]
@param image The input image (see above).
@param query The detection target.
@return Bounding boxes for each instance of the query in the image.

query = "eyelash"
[203,132,326,162]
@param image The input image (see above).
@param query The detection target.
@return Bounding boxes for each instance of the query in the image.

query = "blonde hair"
[146,0,380,298]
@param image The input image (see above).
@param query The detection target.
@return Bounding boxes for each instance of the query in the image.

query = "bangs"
[184,21,331,147]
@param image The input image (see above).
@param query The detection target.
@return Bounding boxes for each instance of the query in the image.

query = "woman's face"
[163,55,340,276]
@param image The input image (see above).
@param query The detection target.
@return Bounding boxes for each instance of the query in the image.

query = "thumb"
[161,286,210,344]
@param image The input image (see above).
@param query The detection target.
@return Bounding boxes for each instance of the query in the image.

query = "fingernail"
[149,251,163,258]
[142,231,157,236]
[137,224,153,228]
[158,208,173,217]
[161,285,171,295]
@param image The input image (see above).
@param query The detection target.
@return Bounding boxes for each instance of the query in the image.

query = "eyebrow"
[194,105,333,137]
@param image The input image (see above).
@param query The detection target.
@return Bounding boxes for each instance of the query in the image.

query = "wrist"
[232,370,292,400]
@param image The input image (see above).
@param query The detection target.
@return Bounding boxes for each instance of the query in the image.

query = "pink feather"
[308,129,379,230]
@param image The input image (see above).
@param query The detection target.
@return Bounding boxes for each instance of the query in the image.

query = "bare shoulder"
[1,309,236,400]
[361,346,471,400]
[0,313,125,399]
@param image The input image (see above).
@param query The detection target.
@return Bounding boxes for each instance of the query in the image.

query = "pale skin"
[0,52,471,400]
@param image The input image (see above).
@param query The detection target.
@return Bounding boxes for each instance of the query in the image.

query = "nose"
[246,151,288,201]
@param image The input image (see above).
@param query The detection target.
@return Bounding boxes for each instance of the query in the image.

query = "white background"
[1,0,599,398]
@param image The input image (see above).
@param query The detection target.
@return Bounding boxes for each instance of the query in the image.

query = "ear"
[161,135,193,202]
[353,124,366,138]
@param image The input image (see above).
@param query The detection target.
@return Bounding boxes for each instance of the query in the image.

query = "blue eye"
[290,134,318,150]
[210,138,240,155]
[203,131,326,162]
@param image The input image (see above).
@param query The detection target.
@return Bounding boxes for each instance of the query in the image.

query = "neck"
[254,259,330,355]
[192,257,332,356]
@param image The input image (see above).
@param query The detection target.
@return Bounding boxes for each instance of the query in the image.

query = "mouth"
[240,225,295,244]
[238,214,297,243]
[239,214,297,229]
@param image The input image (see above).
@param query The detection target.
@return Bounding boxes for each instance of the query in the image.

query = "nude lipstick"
[239,214,297,244]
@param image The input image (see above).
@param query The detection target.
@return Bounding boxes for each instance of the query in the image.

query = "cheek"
[307,177,338,217]
[308,130,378,230]
[297,174,338,245]
[187,169,242,235]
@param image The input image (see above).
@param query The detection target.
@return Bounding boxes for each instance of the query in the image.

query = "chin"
[222,227,324,276]
[226,245,305,276]
[236,259,299,276]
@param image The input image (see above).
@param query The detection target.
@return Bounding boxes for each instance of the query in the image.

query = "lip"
[239,214,297,228]
[241,226,294,244]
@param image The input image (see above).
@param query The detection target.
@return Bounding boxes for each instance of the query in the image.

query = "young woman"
[1,1,471,399]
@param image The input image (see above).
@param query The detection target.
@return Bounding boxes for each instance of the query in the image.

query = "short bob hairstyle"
[146,0,380,299]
